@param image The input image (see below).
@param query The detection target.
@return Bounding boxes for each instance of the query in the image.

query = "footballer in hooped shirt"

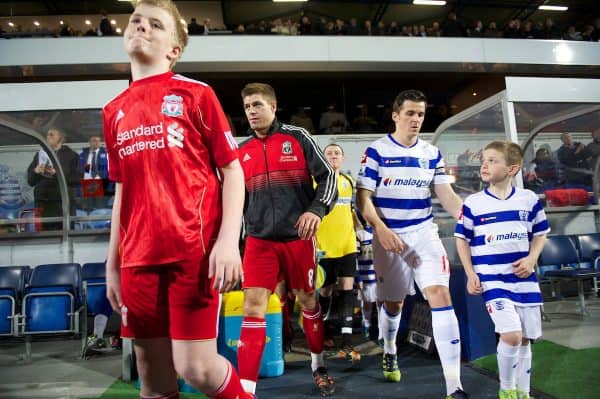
[356,89,468,399]
[455,141,549,399]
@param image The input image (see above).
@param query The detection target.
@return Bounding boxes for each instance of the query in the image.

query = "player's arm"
[106,182,122,313]
[210,159,245,292]
[434,183,463,219]
[513,234,547,278]
[456,237,482,295]
[356,188,404,253]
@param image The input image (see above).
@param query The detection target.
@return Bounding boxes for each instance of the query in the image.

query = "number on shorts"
[308,268,314,288]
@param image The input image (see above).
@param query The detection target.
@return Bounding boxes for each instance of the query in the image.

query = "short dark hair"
[241,83,277,104]
[392,90,427,113]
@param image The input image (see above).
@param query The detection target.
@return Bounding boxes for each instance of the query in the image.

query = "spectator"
[352,105,378,132]
[418,24,427,37]
[581,25,597,41]
[233,24,245,34]
[201,18,211,35]
[387,21,400,35]
[319,103,348,134]
[429,21,442,37]
[557,132,591,187]
[79,135,110,207]
[522,20,536,39]
[59,22,73,37]
[347,17,362,35]
[187,17,202,35]
[504,19,522,38]
[563,26,582,41]
[469,20,484,37]
[334,18,347,35]
[586,128,600,172]
[526,147,559,192]
[543,17,562,39]
[442,12,466,37]
[99,11,114,36]
[27,127,80,230]
[374,20,387,36]
[298,15,312,35]
[485,21,500,38]
[290,106,315,135]
[363,19,373,36]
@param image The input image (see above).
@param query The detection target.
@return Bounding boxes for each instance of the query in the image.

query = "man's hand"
[374,224,405,253]
[295,212,321,240]
[106,260,122,314]
[209,239,242,292]
[466,272,483,295]
[513,255,536,278]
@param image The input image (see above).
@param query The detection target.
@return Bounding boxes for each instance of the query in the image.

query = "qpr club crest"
[161,94,184,117]
[282,140,293,154]
[418,158,429,169]
[518,210,529,221]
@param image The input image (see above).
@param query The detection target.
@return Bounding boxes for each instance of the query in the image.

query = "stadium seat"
[21,263,82,360]
[574,233,600,295]
[539,235,600,316]
[80,262,109,358]
[0,266,30,336]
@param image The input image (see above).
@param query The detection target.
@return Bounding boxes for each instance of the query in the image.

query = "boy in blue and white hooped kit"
[455,141,549,399]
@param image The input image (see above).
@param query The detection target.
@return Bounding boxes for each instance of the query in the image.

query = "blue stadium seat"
[575,233,600,295]
[539,235,600,316]
[537,235,579,277]
[21,263,82,359]
[0,266,30,336]
[80,262,110,357]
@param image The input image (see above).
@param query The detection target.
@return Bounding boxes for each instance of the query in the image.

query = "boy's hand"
[466,272,483,295]
[512,255,536,278]
[374,224,405,253]
[209,239,242,292]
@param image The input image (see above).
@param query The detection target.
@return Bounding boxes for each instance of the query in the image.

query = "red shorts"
[120,257,220,340]
[242,236,317,293]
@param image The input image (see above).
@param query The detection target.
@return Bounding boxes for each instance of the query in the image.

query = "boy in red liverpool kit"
[237,83,338,396]
[103,1,252,398]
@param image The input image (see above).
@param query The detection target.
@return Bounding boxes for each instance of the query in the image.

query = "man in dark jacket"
[236,83,337,397]
[27,127,80,230]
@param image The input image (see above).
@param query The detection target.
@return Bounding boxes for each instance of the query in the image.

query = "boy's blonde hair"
[135,0,188,67]
[241,83,277,104]
[484,141,524,168]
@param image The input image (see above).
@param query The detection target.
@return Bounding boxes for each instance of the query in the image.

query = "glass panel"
[0,109,112,234]
[517,103,597,196]
[0,129,40,234]
[435,102,506,197]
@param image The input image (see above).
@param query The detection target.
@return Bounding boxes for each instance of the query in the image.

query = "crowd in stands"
[227,13,599,41]
[2,11,599,41]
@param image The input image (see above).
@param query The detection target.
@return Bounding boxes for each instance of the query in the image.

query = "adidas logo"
[116,109,125,121]
[243,153,251,162]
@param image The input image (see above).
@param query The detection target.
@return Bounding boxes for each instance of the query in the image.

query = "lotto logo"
[495,301,505,311]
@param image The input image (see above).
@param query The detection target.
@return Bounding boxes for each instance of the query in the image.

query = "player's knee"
[296,290,318,310]
[500,331,522,346]
[383,300,403,314]
[243,292,269,317]
[175,361,211,390]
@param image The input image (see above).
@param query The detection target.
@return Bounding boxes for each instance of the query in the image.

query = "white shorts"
[486,299,542,340]
[373,223,450,302]
[358,282,377,303]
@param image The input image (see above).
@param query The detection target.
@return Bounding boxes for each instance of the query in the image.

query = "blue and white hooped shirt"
[357,135,452,233]
[454,186,550,306]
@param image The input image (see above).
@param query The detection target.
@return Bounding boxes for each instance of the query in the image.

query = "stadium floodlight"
[413,0,447,5]
[273,0,308,3]
[538,5,568,11]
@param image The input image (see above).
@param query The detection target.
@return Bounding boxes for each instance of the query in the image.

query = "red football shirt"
[103,72,238,267]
